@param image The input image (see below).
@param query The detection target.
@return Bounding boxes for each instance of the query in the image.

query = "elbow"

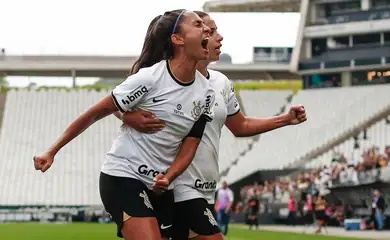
[226,117,249,137]
[230,128,247,138]
[232,131,245,138]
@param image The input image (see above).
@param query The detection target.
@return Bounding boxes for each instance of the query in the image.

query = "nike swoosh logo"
[160,224,172,229]
[153,97,165,103]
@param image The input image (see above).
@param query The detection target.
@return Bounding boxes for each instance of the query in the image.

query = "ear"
[171,34,184,46]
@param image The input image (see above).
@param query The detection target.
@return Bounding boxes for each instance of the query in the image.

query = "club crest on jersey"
[191,100,204,120]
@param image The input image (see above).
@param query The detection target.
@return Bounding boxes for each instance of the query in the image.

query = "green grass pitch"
[0,223,369,240]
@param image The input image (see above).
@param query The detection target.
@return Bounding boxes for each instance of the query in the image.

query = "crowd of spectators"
[236,145,390,228]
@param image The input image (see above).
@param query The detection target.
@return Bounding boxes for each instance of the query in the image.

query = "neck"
[169,56,198,82]
[196,60,210,77]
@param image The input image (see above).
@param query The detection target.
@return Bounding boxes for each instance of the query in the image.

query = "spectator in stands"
[343,203,353,219]
[247,190,259,230]
[320,165,332,187]
[216,181,234,236]
[372,189,386,230]
[304,194,314,227]
[327,204,344,226]
[287,196,297,226]
[273,181,282,200]
[307,175,317,196]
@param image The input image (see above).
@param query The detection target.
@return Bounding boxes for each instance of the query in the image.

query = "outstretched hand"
[286,105,307,125]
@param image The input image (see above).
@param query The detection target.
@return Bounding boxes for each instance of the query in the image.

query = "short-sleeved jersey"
[173,70,240,204]
[101,60,215,190]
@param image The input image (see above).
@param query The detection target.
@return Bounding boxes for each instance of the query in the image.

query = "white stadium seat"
[2,84,390,203]
[219,90,293,173]
[223,84,390,184]
[0,89,292,205]
[0,89,121,205]
[308,118,390,169]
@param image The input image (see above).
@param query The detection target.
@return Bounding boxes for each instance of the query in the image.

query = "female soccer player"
[116,11,307,240]
[33,9,216,240]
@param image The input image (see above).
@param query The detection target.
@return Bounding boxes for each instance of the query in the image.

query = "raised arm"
[223,78,306,137]
[225,106,306,137]
[34,68,153,173]
[33,96,120,172]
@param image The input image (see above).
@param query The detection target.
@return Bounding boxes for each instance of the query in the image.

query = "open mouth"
[201,37,209,50]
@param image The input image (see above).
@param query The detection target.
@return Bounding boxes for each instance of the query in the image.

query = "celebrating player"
[115,11,307,240]
[33,9,215,240]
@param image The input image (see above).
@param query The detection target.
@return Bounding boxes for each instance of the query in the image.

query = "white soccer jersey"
[173,69,240,204]
[101,60,215,190]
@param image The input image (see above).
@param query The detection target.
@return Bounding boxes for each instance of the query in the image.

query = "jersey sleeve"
[226,80,240,116]
[111,70,153,113]
[202,84,215,122]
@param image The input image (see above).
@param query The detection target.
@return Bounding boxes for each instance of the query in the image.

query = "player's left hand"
[286,105,307,125]
[152,173,169,193]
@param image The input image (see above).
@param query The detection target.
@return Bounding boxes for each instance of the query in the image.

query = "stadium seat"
[224,84,390,184]
[0,89,121,205]
[308,117,390,168]
[219,90,293,173]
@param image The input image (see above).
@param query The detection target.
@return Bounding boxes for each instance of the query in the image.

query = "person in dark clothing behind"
[247,190,259,230]
[344,204,353,219]
[371,189,386,230]
[314,194,328,234]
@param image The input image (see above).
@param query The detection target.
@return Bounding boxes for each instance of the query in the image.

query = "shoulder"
[208,69,230,84]
[209,69,235,93]
[128,60,166,85]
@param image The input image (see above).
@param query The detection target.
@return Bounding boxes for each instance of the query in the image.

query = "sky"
[0,0,300,87]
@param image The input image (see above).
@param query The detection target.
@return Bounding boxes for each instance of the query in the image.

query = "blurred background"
[0,0,389,239]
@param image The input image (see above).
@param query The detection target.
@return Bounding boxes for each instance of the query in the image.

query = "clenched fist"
[33,151,54,173]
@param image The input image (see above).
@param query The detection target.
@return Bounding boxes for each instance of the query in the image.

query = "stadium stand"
[218,90,293,174]
[239,90,293,117]
[307,118,390,169]
[0,89,121,206]
[222,84,390,184]
[0,88,267,206]
[218,127,254,173]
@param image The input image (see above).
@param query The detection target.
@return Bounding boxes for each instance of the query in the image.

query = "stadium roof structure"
[203,0,301,13]
[0,55,299,80]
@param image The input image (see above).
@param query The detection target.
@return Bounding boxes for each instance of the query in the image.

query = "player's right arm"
[33,70,153,173]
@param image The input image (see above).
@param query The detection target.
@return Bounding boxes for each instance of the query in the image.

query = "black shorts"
[99,172,173,238]
[315,210,328,221]
[172,198,220,240]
